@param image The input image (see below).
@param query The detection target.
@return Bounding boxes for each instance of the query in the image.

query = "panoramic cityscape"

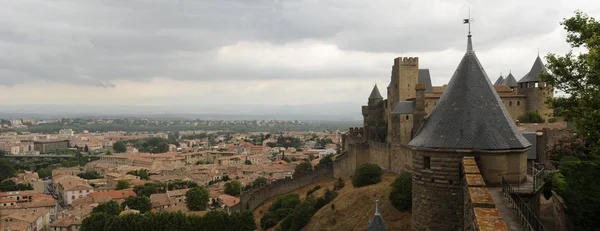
[1,1,599,231]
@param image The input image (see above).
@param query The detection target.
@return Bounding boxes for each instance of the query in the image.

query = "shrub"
[294,162,313,175]
[306,185,321,196]
[552,172,567,196]
[390,173,412,211]
[518,111,545,123]
[260,212,279,230]
[352,164,383,187]
[559,156,582,177]
[269,194,301,212]
[333,177,345,190]
[548,117,558,123]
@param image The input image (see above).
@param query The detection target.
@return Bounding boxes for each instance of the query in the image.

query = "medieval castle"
[337,32,555,230]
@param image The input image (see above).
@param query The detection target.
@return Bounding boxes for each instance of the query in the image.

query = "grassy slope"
[253,174,411,231]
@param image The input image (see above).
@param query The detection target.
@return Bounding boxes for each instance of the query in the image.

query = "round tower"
[409,34,530,230]
[517,55,554,120]
[366,84,386,142]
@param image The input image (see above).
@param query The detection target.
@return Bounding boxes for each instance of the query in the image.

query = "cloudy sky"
[0,0,598,116]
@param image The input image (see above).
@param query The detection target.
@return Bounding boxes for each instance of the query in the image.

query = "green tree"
[113,141,127,153]
[92,200,122,216]
[84,144,89,153]
[105,150,113,155]
[196,160,206,165]
[308,153,315,161]
[389,173,412,211]
[154,142,169,153]
[0,158,16,181]
[294,162,313,175]
[121,196,152,213]
[352,164,383,187]
[517,111,545,123]
[317,155,333,166]
[224,180,242,196]
[541,11,600,155]
[561,160,600,230]
[36,168,52,179]
[0,180,34,192]
[80,212,110,231]
[244,160,252,165]
[253,177,267,186]
[116,180,130,190]
[186,186,210,211]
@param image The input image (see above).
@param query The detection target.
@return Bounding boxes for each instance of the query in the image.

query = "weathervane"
[463,7,474,35]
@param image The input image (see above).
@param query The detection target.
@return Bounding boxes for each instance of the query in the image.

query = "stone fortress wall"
[462,156,509,230]
[231,164,334,212]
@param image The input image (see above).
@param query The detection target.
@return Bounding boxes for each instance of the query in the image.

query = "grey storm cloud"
[0,0,590,87]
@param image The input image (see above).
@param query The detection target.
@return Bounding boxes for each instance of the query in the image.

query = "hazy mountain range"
[0,103,364,121]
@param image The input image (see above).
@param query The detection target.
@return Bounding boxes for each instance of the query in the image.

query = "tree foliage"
[294,162,313,175]
[81,209,255,231]
[127,169,149,180]
[113,141,127,153]
[116,180,130,190]
[317,155,333,167]
[389,173,412,211]
[78,171,103,180]
[352,164,383,187]
[92,201,122,216]
[517,111,545,123]
[186,186,210,211]
[0,158,16,181]
[224,180,242,196]
[541,11,600,156]
[0,180,34,192]
[121,196,152,213]
[36,168,52,179]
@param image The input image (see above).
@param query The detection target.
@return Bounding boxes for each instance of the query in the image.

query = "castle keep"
[337,32,555,230]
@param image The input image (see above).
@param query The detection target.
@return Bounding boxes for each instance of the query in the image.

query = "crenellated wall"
[232,165,333,212]
[462,156,509,231]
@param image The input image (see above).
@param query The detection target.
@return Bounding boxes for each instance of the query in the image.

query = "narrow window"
[509,101,512,106]
[517,101,520,106]
[405,115,409,120]
[424,156,431,169]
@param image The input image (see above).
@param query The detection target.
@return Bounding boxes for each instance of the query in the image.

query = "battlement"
[348,127,364,134]
[462,156,509,231]
[394,57,419,66]
[362,105,368,115]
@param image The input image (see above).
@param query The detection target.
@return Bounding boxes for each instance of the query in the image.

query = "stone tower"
[517,55,554,119]
[387,57,419,144]
[363,85,387,142]
[408,34,531,230]
[387,65,400,143]
[396,57,419,101]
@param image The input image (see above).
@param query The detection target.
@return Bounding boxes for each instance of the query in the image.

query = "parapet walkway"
[488,187,526,231]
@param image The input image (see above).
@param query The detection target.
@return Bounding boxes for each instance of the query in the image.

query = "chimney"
[413,84,427,137]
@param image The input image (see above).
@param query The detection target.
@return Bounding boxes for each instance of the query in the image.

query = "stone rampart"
[462,156,509,231]
[334,143,369,180]
[232,164,333,212]
[552,191,572,231]
[368,141,390,172]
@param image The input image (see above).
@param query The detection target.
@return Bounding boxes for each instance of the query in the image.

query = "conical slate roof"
[418,69,433,93]
[502,72,518,88]
[518,56,547,83]
[408,35,531,150]
[494,75,504,85]
[369,84,383,99]
[367,200,388,231]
